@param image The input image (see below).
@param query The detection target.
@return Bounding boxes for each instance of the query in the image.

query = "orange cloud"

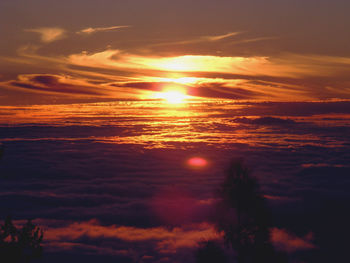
[25,27,66,43]
[77,25,130,35]
[271,227,316,252]
[42,219,220,253]
[152,32,241,47]
[12,219,316,257]
[204,32,240,41]
[68,49,350,84]
[69,49,295,77]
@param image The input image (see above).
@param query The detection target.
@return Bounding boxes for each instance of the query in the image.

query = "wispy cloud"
[152,32,240,47]
[25,27,66,43]
[232,36,277,44]
[77,25,130,35]
[204,32,240,41]
[67,49,317,78]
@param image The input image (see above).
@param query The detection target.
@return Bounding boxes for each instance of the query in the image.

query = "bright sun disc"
[154,90,188,104]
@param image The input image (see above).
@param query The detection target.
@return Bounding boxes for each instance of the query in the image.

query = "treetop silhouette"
[214,158,287,263]
[0,216,43,263]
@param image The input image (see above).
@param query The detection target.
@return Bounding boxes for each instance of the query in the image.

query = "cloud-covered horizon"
[1,99,349,262]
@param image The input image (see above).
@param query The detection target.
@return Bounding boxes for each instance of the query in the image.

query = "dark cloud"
[118,82,185,92]
[10,74,106,96]
[233,117,296,126]
[189,83,262,100]
[221,101,350,117]
[32,75,60,86]
[117,81,262,100]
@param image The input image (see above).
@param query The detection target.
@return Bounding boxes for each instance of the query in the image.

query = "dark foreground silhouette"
[0,216,43,263]
[196,159,287,263]
[196,240,228,263]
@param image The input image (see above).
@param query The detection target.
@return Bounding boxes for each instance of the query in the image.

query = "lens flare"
[187,157,208,168]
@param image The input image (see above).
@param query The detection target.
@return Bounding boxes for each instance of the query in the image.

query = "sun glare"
[153,88,189,104]
[155,57,196,71]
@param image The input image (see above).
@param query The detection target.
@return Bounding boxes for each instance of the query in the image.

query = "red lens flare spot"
[150,188,197,225]
[187,157,208,168]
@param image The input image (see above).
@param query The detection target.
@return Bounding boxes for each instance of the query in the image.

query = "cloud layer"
[1,100,349,262]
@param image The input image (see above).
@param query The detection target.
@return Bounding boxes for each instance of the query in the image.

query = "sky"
[1,1,350,263]
[1,0,350,105]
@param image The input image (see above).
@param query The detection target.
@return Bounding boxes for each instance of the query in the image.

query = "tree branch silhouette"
[213,158,287,263]
[0,216,43,263]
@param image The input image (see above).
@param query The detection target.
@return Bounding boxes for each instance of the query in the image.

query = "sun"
[155,91,186,104]
[153,88,189,104]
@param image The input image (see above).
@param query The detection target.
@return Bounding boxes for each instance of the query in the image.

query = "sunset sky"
[1,1,350,263]
[1,0,350,105]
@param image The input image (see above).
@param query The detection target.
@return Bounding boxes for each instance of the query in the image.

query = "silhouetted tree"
[0,144,3,161]
[214,159,287,263]
[195,240,228,263]
[0,216,43,263]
